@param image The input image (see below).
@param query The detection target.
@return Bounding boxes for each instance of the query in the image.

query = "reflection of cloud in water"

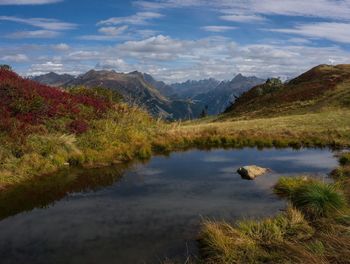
[265,153,337,169]
[136,168,163,176]
[220,167,237,174]
[202,155,232,163]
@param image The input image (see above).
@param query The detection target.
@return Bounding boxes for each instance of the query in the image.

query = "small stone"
[237,165,269,180]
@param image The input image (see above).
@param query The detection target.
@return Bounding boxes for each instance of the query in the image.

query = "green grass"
[291,182,347,219]
[339,152,350,166]
[274,176,315,197]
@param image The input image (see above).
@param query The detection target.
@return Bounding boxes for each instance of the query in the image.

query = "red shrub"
[68,120,89,134]
[0,69,111,135]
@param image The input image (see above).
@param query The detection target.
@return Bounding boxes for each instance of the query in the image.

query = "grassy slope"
[157,109,350,153]
[0,69,159,187]
[225,64,350,117]
[161,65,350,149]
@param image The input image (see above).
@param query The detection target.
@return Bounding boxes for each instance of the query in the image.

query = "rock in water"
[237,165,269,180]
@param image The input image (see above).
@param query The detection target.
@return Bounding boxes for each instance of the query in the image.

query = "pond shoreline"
[198,152,350,264]
[0,148,343,263]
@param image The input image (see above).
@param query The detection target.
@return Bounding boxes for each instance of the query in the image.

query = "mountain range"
[32,70,265,119]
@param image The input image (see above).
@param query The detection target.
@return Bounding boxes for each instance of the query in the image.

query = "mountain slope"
[225,64,350,117]
[65,70,196,120]
[32,72,75,87]
[170,78,220,99]
[142,73,175,97]
[193,74,265,115]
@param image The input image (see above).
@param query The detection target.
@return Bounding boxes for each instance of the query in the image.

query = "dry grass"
[156,109,350,151]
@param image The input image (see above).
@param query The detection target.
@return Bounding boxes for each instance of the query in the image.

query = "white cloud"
[134,0,202,10]
[118,35,194,61]
[220,14,266,23]
[98,25,128,35]
[201,26,237,32]
[136,29,159,37]
[67,51,100,60]
[1,54,28,62]
[107,35,350,82]
[245,0,350,21]
[51,43,70,51]
[78,35,122,41]
[98,12,163,26]
[286,38,311,44]
[270,22,350,44]
[8,34,350,83]
[95,58,131,72]
[135,0,350,21]
[0,0,62,5]
[7,30,60,38]
[0,16,77,30]
[29,61,64,74]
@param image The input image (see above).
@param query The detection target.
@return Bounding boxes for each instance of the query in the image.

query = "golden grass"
[158,109,350,150]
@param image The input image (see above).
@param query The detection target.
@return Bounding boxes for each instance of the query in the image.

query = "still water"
[0,148,338,264]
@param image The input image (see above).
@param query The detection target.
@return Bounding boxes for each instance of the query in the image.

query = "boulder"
[237,165,269,180]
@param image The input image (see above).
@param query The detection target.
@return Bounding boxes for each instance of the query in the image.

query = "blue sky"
[1,0,350,82]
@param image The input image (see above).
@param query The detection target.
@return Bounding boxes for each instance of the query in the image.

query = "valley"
[33,70,264,120]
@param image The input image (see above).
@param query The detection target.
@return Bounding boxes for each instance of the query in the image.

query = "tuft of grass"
[290,182,347,219]
[274,176,314,197]
[339,152,350,166]
[237,218,284,243]
[307,240,325,256]
[200,207,318,263]
[200,220,265,264]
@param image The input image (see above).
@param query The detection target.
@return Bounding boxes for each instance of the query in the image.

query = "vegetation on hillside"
[160,64,350,151]
[0,68,157,187]
[225,64,350,117]
[2,64,350,186]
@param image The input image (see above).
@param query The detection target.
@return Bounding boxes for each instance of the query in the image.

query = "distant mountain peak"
[32,72,75,87]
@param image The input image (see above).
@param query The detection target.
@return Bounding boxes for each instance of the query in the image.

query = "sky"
[1,0,350,83]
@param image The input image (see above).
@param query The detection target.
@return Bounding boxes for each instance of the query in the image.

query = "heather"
[0,69,156,187]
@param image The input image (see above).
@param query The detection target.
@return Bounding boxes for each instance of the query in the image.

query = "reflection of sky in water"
[263,152,337,169]
[0,148,338,264]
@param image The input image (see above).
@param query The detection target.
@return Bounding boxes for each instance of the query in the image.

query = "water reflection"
[0,163,134,220]
[0,148,338,264]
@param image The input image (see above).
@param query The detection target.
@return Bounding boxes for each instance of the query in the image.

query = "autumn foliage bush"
[0,68,111,135]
